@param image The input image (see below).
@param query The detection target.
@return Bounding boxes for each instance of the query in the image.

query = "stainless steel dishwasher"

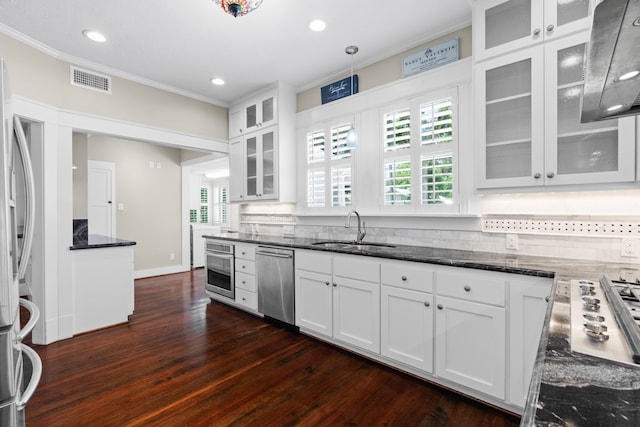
[256,246,295,326]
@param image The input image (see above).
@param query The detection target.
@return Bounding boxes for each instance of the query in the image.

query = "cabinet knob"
[533,173,541,179]
[532,28,541,36]
[333,282,337,287]
[424,301,430,307]
[242,297,246,301]
[464,285,471,292]
[546,172,555,178]
[325,281,330,286]
[401,275,407,281]
[546,24,555,32]
[242,280,246,284]
[437,304,443,310]
[545,296,550,302]
[242,265,245,269]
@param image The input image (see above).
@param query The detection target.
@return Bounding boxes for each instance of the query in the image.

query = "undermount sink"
[311,241,396,250]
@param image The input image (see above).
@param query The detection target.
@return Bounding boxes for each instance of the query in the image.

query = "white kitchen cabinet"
[473,0,595,62]
[235,243,257,311]
[475,31,636,189]
[295,250,381,354]
[228,82,295,203]
[508,278,551,408]
[229,88,277,137]
[380,260,435,372]
[435,269,507,400]
[381,285,434,373]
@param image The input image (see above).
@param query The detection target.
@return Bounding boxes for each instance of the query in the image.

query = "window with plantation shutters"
[381,88,458,212]
[213,184,228,225]
[303,119,354,210]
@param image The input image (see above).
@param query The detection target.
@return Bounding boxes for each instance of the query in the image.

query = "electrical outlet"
[506,234,518,250]
[621,239,640,258]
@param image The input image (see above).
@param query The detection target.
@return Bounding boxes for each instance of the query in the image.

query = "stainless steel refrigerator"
[0,57,42,426]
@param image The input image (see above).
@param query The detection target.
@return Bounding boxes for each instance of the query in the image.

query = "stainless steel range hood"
[581,0,640,123]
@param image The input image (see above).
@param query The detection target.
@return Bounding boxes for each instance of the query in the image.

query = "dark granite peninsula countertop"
[70,234,137,250]
[203,233,640,426]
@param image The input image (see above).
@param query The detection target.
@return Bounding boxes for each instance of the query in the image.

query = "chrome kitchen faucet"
[345,210,366,243]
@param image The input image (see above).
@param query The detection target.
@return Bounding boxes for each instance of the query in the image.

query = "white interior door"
[88,160,115,237]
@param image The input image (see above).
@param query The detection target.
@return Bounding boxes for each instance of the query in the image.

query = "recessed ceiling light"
[82,30,108,43]
[618,70,640,81]
[210,77,225,86]
[607,104,624,112]
[308,19,327,32]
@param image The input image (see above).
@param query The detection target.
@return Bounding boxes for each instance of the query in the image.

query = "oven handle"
[206,252,234,260]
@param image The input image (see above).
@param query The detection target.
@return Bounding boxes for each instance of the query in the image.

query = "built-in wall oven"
[205,240,234,300]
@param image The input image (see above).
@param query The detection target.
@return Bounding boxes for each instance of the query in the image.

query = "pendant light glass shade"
[213,0,263,17]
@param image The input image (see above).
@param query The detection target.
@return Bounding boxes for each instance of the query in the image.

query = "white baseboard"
[134,265,189,279]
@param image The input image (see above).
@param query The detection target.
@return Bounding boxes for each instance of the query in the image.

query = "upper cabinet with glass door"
[473,0,595,62]
[475,30,636,189]
[228,88,277,138]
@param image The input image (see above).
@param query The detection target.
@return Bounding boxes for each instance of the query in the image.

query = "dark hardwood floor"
[25,269,520,427]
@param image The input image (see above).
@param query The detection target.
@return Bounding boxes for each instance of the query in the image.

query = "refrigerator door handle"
[17,343,42,410]
[17,298,39,341]
[13,115,35,280]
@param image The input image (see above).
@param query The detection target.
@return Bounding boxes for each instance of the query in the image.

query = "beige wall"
[86,134,182,271]
[297,26,472,112]
[0,31,228,140]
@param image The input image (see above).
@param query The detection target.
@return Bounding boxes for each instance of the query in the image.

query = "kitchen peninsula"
[70,234,136,335]
[204,232,640,426]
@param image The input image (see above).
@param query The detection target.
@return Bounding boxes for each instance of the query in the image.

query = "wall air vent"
[70,66,111,94]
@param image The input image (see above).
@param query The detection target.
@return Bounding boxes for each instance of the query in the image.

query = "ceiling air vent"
[70,66,111,94]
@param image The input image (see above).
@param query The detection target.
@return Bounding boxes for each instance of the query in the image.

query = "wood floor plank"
[25,269,520,427]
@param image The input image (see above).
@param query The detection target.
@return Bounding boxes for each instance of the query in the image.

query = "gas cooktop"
[570,276,640,366]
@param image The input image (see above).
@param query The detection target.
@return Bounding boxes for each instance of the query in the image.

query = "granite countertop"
[70,234,137,250]
[204,232,640,426]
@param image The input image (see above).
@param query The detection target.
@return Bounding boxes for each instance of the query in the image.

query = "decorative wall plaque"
[402,37,459,78]
[321,75,359,104]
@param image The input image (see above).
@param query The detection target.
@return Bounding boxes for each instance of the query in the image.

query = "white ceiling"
[0,0,472,107]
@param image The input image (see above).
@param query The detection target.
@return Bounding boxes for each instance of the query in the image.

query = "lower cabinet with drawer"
[295,249,552,415]
[295,250,381,354]
[434,269,507,400]
[234,243,258,312]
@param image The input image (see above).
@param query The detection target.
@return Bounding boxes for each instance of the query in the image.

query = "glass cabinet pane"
[555,42,619,175]
[486,96,532,143]
[246,104,257,128]
[486,142,532,179]
[262,131,274,194]
[556,0,590,27]
[262,97,274,123]
[486,59,532,102]
[246,136,257,196]
[485,0,531,50]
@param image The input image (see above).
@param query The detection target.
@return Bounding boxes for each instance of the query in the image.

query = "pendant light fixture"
[345,45,359,149]
[213,0,263,17]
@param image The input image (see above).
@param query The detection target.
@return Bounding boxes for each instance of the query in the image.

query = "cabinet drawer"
[437,270,506,307]
[296,250,332,274]
[235,272,256,292]
[236,288,257,310]
[381,261,434,293]
[235,244,256,261]
[333,255,380,283]
[235,259,255,275]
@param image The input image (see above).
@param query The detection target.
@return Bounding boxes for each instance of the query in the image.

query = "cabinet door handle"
[437,304,443,310]
[464,285,471,292]
[546,24,555,32]
[532,28,541,36]
[533,173,541,179]
[401,275,407,281]
[424,301,430,307]
[546,172,555,178]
